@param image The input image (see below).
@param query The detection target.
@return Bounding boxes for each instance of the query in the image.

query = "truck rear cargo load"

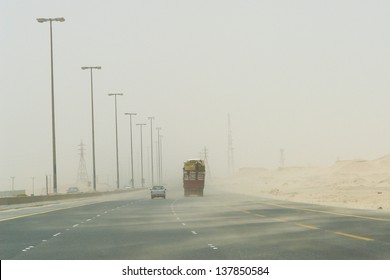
[183,159,205,196]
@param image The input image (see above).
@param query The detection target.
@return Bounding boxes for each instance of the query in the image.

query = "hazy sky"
[1,0,390,192]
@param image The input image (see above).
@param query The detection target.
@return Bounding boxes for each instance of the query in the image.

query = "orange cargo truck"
[183,159,205,196]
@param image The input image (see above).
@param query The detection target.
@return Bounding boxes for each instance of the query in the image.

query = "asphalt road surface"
[2,186,390,260]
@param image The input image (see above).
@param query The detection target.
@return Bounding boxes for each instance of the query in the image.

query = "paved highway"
[2,186,390,259]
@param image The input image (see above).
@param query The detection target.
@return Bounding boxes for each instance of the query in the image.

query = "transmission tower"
[227,113,235,175]
[201,146,212,178]
[77,140,89,185]
[279,148,285,169]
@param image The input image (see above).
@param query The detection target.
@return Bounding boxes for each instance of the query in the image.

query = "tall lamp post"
[148,117,155,186]
[36,17,65,194]
[160,135,163,184]
[81,66,101,191]
[156,127,161,185]
[136,123,146,187]
[31,177,35,196]
[108,93,123,189]
[125,113,137,188]
[10,177,15,191]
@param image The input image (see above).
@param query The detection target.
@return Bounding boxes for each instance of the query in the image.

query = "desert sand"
[213,155,390,211]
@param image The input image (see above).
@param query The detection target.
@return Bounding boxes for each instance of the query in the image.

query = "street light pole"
[36,17,65,194]
[108,93,123,189]
[11,177,15,191]
[31,177,35,196]
[125,113,137,188]
[148,117,155,186]
[81,66,101,191]
[160,135,163,184]
[156,127,161,185]
[137,123,146,187]
[46,175,49,195]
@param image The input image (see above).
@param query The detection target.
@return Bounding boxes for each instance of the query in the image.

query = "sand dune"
[213,155,390,211]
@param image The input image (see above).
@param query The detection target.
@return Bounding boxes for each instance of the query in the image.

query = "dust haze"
[2,1,390,203]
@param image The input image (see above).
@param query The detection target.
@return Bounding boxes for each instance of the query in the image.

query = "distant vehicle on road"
[150,186,166,199]
[66,187,80,194]
[183,159,205,196]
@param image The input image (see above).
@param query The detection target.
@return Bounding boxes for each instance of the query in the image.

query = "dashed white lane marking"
[181,223,186,226]
[18,203,138,254]
[177,217,180,220]
[208,244,218,250]
[191,231,197,235]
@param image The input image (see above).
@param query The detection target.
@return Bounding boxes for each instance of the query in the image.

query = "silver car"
[67,187,80,194]
[150,185,166,199]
